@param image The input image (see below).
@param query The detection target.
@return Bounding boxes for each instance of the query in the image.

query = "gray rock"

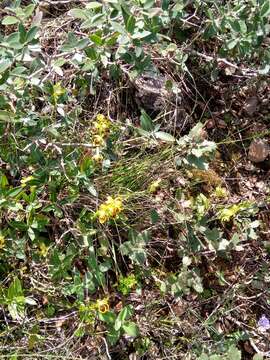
[133,73,172,112]
[131,71,190,133]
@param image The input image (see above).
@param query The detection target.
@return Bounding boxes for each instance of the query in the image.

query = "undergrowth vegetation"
[0,0,270,359]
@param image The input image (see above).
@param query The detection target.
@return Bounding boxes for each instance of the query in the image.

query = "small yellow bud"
[0,235,5,250]
[39,243,49,257]
[93,153,104,163]
[149,179,162,193]
[93,135,105,146]
[214,186,227,198]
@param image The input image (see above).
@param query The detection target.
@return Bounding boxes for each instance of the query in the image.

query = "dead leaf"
[42,296,48,305]
[114,301,123,312]
[171,299,188,316]
[244,96,258,116]
[224,66,236,75]
[32,9,43,27]
[248,139,270,163]
[217,119,227,129]
[55,318,66,332]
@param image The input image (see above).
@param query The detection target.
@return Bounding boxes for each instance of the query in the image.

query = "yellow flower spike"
[53,82,65,97]
[113,199,123,216]
[0,235,5,250]
[94,121,109,132]
[104,196,123,217]
[100,203,108,212]
[100,122,109,131]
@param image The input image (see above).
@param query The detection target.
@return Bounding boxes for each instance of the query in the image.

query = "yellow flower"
[52,82,65,103]
[93,135,105,146]
[105,196,123,217]
[114,197,123,213]
[92,114,111,135]
[39,243,49,257]
[214,186,227,198]
[149,179,162,193]
[94,122,109,134]
[218,204,240,222]
[21,176,34,188]
[0,235,5,250]
[96,196,123,223]
[96,298,109,314]
[98,209,108,224]
[93,153,104,163]
[53,82,65,97]
[96,114,106,122]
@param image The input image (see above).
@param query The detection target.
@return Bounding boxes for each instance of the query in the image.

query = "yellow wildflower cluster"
[92,114,111,147]
[97,196,123,224]
[218,201,252,222]
[93,135,104,146]
[91,114,111,162]
[80,297,109,323]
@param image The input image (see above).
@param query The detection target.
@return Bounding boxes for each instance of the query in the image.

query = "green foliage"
[0,0,268,357]
[218,201,257,222]
[65,0,270,76]
[0,277,36,320]
[165,257,203,296]
[118,273,138,296]
[177,123,217,170]
[120,230,150,265]
[199,344,264,360]
[204,0,270,72]
[99,304,139,345]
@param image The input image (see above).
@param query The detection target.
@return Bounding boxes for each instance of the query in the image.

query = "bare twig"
[186,49,262,77]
